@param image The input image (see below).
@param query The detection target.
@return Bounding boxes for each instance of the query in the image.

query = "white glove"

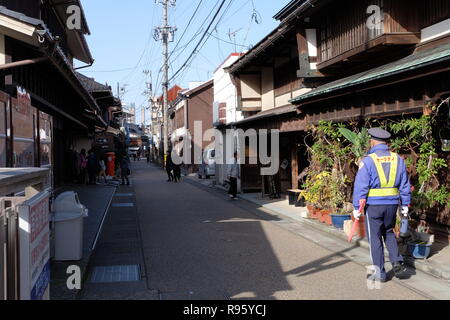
[401,206,409,217]
[353,209,362,220]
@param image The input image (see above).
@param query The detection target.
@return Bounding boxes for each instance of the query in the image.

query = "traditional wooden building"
[0,0,106,187]
[152,84,183,163]
[169,80,214,174]
[228,0,450,200]
[76,72,124,154]
[228,0,450,239]
[287,0,450,240]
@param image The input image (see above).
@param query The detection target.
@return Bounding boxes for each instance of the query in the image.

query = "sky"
[77,0,287,125]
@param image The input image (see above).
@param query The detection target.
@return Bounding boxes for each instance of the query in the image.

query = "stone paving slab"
[79,177,155,300]
[50,184,116,300]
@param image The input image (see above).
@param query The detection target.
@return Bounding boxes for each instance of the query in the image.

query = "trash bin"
[52,191,88,261]
[53,211,85,261]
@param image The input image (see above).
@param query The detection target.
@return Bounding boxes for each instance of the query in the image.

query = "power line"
[168,0,228,83]
[169,0,221,65]
[169,0,237,84]
[208,31,248,48]
[169,0,204,60]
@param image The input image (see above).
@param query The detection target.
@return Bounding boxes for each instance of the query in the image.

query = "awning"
[0,7,106,127]
[290,41,450,104]
[230,105,297,127]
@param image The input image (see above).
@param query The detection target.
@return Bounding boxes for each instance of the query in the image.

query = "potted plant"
[331,210,352,229]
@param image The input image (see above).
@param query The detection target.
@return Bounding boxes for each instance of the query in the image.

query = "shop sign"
[17,191,50,300]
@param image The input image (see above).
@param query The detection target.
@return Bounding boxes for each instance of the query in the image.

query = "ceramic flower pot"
[319,210,332,224]
[331,214,352,229]
[307,205,319,219]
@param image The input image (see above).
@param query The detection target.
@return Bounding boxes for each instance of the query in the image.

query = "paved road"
[131,162,425,300]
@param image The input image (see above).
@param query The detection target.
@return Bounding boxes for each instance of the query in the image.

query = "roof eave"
[228,0,319,74]
[290,52,450,105]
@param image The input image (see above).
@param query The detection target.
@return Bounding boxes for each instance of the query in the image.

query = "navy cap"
[368,127,391,141]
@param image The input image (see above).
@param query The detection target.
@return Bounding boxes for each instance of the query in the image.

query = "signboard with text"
[18,192,50,300]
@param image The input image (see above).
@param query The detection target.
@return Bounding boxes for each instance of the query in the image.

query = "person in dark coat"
[166,152,174,182]
[87,150,99,185]
[120,153,131,186]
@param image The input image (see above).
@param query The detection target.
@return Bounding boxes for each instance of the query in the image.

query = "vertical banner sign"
[18,192,50,300]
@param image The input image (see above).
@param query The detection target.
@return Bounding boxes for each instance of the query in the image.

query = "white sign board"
[18,191,50,300]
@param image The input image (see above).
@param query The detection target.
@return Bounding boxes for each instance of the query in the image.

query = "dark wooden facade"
[0,1,101,187]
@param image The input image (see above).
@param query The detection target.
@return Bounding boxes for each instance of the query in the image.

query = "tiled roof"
[75,72,111,93]
[157,85,183,103]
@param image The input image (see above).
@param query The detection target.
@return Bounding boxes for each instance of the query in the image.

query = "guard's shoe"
[366,274,387,283]
[393,262,408,279]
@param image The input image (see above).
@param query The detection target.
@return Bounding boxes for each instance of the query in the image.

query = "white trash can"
[53,211,85,261]
[52,191,88,261]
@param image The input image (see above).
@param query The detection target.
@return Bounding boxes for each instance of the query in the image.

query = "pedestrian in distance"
[166,152,174,182]
[79,149,88,185]
[120,152,131,186]
[172,154,181,182]
[87,150,99,185]
[98,154,108,184]
[227,151,240,200]
[352,127,410,283]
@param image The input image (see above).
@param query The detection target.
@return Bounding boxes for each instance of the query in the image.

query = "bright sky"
[77,0,286,125]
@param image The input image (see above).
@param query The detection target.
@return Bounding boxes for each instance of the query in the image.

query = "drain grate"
[90,265,140,283]
[115,193,134,197]
[112,203,134,207]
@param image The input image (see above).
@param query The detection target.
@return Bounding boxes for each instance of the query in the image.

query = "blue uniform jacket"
[352,144,411,210]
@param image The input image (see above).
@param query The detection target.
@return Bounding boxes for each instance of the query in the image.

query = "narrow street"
[80,161,429,300]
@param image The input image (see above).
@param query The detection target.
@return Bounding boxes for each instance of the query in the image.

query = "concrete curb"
[74,185,117,300]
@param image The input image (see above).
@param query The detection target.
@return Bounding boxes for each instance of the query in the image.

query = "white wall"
[0,34,5,64]
[421,18,450,43]
[213,54,244,186]
[261,67,274,111]
[213,54,244,125]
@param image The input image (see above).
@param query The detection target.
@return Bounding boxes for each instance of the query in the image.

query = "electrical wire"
[169,0,205,60]
[169,0,233,83]
[169,0,221,65]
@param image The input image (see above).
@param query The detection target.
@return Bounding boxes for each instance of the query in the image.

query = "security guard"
[353,127,410,282]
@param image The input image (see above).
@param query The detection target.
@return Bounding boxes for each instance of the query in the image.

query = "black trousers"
[228,177,237,197]
[166,167,174,181]
[121,169,130,185]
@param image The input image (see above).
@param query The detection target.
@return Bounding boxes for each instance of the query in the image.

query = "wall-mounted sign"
[17,191,50,300]
[15,86,31,115]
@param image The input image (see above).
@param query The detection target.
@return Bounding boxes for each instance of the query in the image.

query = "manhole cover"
[90,265,140,283]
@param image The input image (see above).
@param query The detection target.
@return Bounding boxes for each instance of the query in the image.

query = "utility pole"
[154,0,176,165]
[143,70,153,135]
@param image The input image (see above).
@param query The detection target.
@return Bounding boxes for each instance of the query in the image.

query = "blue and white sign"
[18,192,50,300]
